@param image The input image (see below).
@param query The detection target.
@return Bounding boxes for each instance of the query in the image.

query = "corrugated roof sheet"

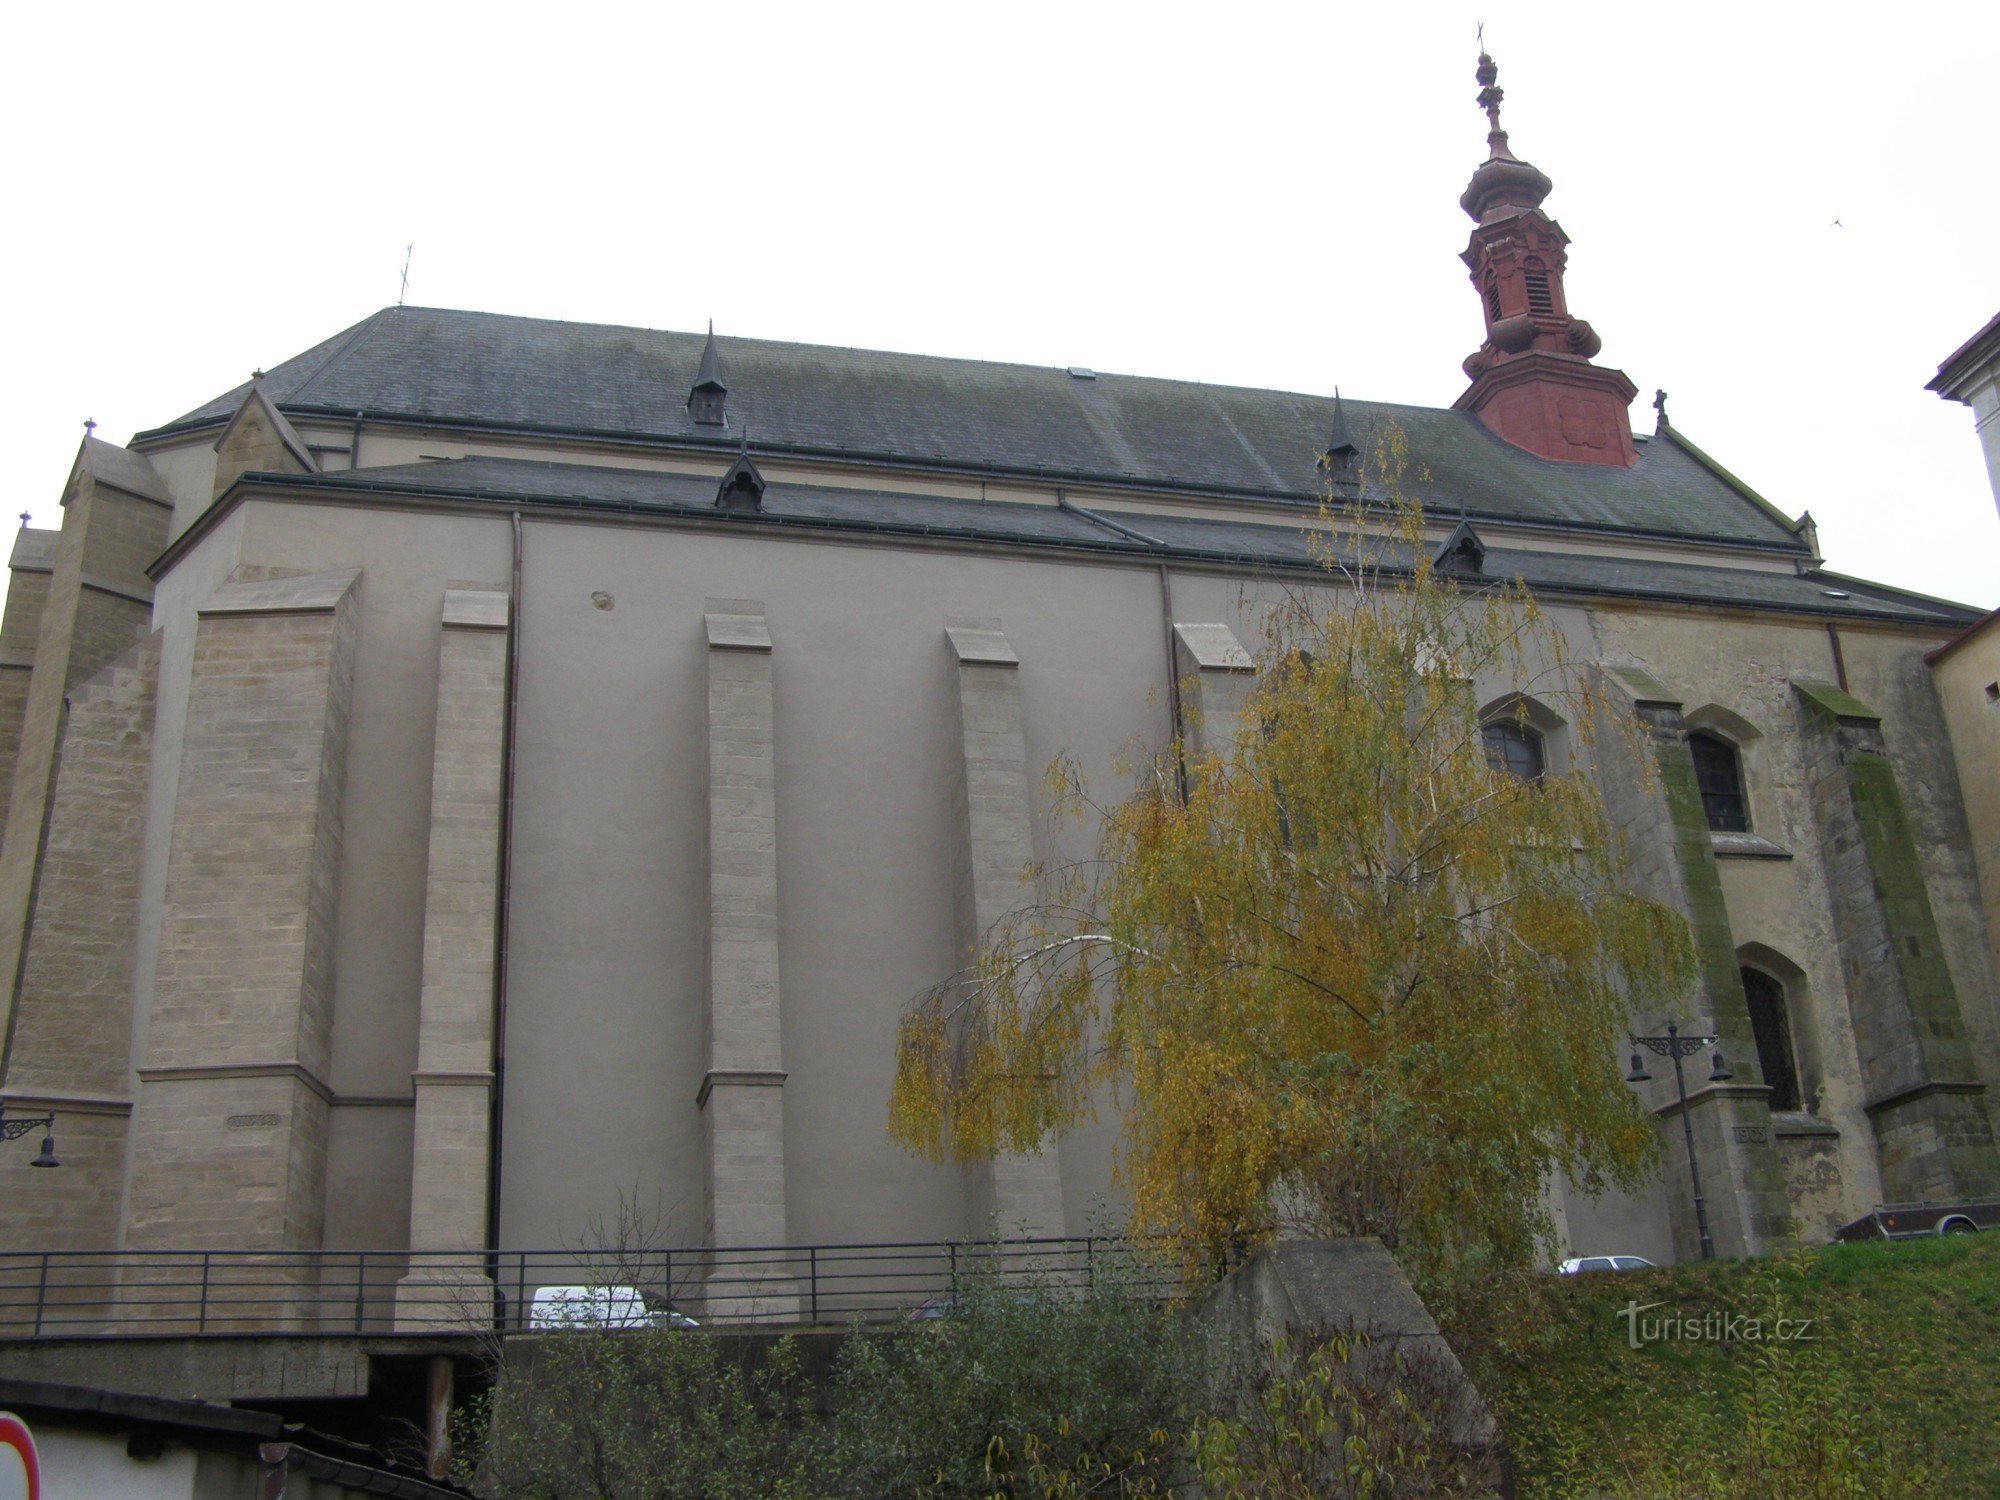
[144,306,1811,551]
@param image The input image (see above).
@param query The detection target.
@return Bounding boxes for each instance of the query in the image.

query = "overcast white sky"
[3,2,1995,608]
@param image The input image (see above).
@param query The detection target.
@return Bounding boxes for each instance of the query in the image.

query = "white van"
[527,1284,698,1329]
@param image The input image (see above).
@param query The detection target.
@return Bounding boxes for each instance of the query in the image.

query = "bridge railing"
[0,1236,1191,1338]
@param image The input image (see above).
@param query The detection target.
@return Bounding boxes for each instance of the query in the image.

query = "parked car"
[527,1283,699,1330]
[1557,1255,1656,1275]
[1834,1200,1999,1242]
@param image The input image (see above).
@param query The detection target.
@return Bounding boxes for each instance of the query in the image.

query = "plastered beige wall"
[1932,621,2000,1049]
[109,486,1994,1263]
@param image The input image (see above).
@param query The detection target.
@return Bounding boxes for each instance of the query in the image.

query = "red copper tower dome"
[1453,52,1639,467]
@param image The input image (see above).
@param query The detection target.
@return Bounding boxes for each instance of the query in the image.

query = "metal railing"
[0,1237,1188,1339]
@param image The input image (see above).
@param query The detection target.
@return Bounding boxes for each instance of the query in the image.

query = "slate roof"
[77,434,173,506]
[141,306,1811,553]
[239,456,1975,628]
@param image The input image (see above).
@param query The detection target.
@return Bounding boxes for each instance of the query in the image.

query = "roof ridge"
[284,307,399,407]
[1653,422,1803,539]
[380,304,1384,405]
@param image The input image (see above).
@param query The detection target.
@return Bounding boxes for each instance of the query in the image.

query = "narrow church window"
[1525,270,1556,316]
[1741,967,1802,1112]
[1483,279,1502,324]
[1482,721,1544,781]
[1688,732,1748,831]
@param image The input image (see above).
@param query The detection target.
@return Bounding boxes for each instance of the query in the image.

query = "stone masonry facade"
[699,602,795,1315]
[1793,680,2000,1201]
[1592,667,1793,1258]
[396,588,509,1330]
[0,446,168,1077]
[0,632,161,1259]
[125,570,359,1256]
[947,619,1067,1239]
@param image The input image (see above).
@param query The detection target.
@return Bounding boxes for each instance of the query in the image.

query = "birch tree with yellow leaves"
[891,488,1692,1277]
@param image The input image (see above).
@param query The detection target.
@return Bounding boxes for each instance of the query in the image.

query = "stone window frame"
[1736,942,1824,1120]
[1740,965,1803,1112]
[1688,730,1750,831]
[1684,704,1790,859]
[1477,691,1570,780]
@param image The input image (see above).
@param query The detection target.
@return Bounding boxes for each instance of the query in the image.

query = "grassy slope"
[1436,1235,2000,1497]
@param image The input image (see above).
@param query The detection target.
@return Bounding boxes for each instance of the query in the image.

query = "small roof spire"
[693,321,726,392]
[688,322,729,426]
[1318,388,1360,469]
[1653,388,1671,428]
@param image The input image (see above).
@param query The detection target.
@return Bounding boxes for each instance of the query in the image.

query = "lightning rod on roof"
[398,244,413,306]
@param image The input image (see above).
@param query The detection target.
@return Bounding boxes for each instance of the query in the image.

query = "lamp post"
[1625,1023,1731,1260]
[0,1107,59,1169]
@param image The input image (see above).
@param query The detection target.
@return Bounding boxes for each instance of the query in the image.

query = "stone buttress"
[0,440,169,1077]
[0,528,60,843]
[1793,681,2000,1200]
[395,588,510,1330]
[699,601,796,1317]
[1172,621,1258,760]
[1591,666,1792,1257]
[123,569,360,1327]
[945,618,1066,1239]
[0,633,162,1302]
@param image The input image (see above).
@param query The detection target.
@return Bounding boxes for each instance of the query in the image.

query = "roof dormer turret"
[688,322,728,427]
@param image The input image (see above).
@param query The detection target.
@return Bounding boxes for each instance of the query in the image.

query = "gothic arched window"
[1482,720,1545,782]
[1740,967,1801,1112]
[1688,731,1749,832]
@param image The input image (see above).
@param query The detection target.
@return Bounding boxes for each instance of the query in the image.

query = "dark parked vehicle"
[1834,1200,2000,1242]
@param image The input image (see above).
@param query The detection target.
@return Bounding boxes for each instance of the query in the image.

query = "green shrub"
[825,1256,1201,1497]
[1191,1324,1498,1498]
[456,1326,823,1499]
[1438,1238,1999,1497]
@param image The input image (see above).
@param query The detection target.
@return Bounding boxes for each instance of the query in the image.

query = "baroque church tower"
[1454,52,1640,466]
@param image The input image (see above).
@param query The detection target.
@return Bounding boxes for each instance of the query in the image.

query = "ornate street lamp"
[0,1107,59,1169]
[1625,1023,1731,1259]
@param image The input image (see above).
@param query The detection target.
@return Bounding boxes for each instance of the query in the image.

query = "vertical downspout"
[1157,564,1189,804]
[1826,622,1849,692]
[485,513,523,1261]
[1050,484,1187,798]
[350,411,365,472]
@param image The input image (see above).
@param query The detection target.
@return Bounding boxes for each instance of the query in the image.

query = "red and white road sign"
[0,1414,39,1500]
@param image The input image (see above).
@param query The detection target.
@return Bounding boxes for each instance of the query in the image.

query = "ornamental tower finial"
[1451,45,1639,467]
[1459,48,1552,222]
[1476,47,1507,157]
